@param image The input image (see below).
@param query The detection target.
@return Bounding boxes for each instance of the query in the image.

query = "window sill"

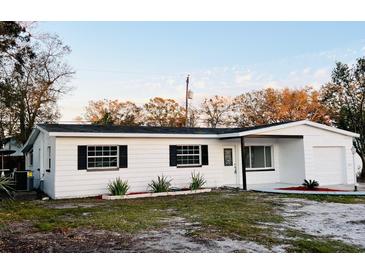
[176,165,202,168]
[246,168,275,172]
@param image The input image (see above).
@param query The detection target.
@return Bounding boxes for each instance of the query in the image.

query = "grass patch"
[285,230,363,252]
[171,192,284,247]
[0,192,283,246]
[277,193,365,204]
[0,199,168,233]
[1,191,364,252]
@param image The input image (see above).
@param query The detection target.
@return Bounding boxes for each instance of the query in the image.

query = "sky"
[37,22,365,121]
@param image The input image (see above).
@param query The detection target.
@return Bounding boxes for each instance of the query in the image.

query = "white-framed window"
[47,146,51,170]
[87,145,118,169]
[176,145,201,166]
[244,146,273,169]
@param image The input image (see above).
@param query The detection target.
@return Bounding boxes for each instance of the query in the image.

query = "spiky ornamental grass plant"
[149,175,172,193]
[189,171,206,190]
[0,176,14,198]
[302,179,319,190]
[108,177,129,196]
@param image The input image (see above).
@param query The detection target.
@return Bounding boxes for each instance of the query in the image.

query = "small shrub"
[0,176,14,198]
[149,175,172,193]
[302,179,319,190]
[108,178,129,196]
[189,172,206,190]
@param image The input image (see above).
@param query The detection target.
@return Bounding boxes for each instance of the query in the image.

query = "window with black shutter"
[77,146,87,170]
[87,145,118,169]
[170,145,208,167]
[119,145,128,168]
[201,145,208,165]
[169,145,177,166]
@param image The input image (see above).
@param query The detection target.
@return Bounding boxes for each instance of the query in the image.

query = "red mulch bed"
[276,186,349,192]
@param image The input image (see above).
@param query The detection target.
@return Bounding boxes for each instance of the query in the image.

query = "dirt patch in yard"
[130,216,285,252]
[276,197,365,249]
[0,221,134,252]
[0,216,283,252]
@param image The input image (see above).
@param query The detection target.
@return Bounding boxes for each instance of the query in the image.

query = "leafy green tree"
[0,21,34,141]
[321,58,365,179]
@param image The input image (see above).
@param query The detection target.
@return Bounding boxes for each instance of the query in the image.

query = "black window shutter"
[119,145,128,168]
[169,145,177,166]
[201,145,209,165]
[77,146,87,170]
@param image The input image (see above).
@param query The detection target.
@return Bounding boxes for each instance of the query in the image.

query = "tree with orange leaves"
[143,97,186,127]
[233,87,330,127]
[84,99,142,126]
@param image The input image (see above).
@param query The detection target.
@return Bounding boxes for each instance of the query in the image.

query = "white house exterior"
[22,120,359,199]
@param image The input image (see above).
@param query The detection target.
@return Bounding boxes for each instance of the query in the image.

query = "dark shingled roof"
[37,121,294,135]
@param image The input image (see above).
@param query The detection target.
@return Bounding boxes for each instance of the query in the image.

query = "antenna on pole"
[185,74,190,127]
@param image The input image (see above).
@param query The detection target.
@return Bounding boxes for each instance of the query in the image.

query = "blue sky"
[38,22,365,121]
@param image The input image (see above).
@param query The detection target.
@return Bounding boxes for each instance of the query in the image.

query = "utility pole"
[185,74,190,127]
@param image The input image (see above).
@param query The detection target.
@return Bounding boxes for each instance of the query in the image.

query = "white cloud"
[302,67,311,75]
[235,71,253,85]
[314,68,329,79]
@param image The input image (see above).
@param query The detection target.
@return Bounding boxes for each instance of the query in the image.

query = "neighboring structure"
[22,120,359,199]
[0,137,25,172]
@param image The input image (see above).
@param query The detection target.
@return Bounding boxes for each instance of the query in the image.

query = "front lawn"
[0,191,364,252]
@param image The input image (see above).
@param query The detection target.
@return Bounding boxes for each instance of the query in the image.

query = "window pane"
[103,146,110,156]
[176,145,200,166]
[96,146,102,156]
[88,146,95,156]
[265,146,272,167]
[224,148,233,166]
[110,157,118,166]
[251,146,265,168]
[95,158,103,167]
[244,147,250,168]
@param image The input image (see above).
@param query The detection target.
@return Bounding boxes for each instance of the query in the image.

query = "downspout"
[241,136,247,190]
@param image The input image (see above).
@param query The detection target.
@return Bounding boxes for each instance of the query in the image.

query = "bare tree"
[1,23,74,143]
[200,95,235,128]
[186,106,200,127]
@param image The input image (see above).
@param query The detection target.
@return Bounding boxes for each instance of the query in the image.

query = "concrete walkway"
[249,183,365,196]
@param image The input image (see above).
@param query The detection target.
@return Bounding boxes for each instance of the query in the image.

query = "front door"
[223,146,237,186]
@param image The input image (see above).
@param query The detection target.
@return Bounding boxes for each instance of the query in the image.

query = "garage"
[313,146,346,185]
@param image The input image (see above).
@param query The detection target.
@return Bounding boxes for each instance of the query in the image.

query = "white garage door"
[313,146,346,185]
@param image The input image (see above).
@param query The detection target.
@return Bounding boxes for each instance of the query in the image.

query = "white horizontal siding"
[54,137,236,199]
[265,124,355,185]
[34,123,357,199]
[25,132,56,198]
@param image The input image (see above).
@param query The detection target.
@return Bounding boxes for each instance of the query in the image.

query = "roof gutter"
[48,132,221,139]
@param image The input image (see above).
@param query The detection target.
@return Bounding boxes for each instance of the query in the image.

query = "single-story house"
[21,120,359,199]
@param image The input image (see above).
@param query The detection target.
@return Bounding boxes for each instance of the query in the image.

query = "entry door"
[223,146,237,186]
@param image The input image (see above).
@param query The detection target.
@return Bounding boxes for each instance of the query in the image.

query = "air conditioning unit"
[14,171,34,191]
